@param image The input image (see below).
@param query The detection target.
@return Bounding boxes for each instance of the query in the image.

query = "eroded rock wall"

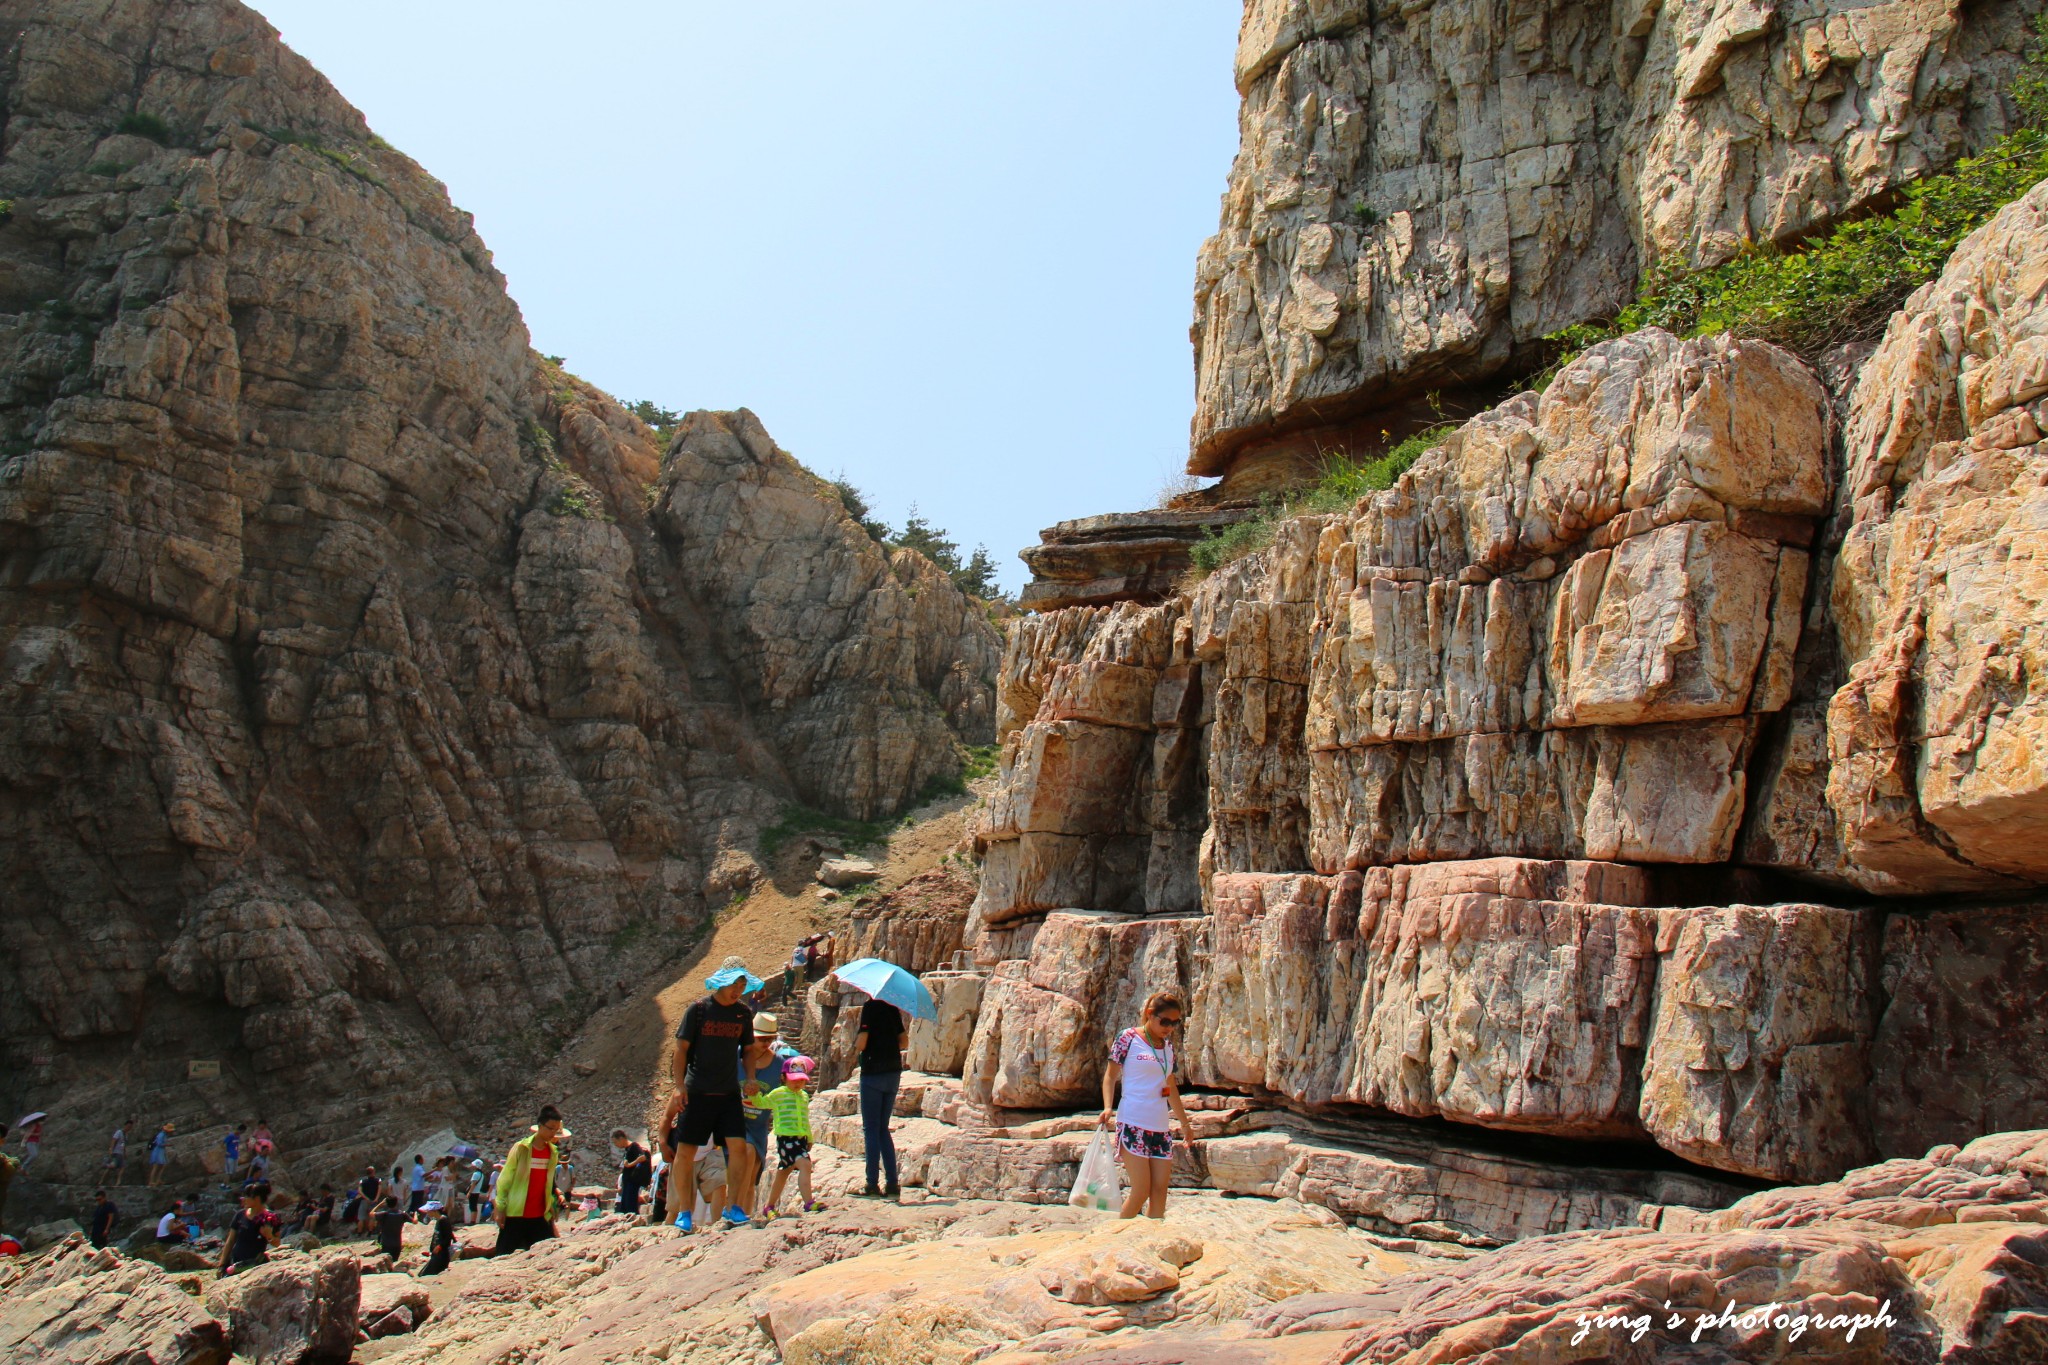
[1193,0,2042,482]
[0,0,997,1171]
[971,185,2048,1185]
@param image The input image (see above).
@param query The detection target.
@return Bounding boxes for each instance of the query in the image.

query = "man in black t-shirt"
[612,1129,651,1214]
[88,1189,119,1247]
[358,1165,382,1235]
[664,960,760,1231]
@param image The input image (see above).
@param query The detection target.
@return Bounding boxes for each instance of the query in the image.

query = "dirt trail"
[484,785,984,1156]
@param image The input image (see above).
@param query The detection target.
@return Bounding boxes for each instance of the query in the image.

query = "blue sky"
[248,2,1244,593]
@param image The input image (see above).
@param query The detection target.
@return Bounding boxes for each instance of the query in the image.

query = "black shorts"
[777,1135,812,1167]
[675,1091,747,1146]
[496,1216,556,1256]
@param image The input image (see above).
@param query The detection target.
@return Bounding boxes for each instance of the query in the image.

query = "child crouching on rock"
[762,1056,819,1219]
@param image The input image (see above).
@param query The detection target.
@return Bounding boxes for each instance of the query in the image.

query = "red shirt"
[522,1141,555,1219]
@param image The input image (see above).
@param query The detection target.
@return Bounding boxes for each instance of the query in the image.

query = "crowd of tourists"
[2,950,1198,1269]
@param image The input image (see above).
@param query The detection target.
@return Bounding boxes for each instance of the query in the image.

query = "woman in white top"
[1097,989,1197,1219]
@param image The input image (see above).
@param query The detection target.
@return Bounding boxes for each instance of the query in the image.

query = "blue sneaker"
[671,1210,693,1233]
[722,1204,748,1227]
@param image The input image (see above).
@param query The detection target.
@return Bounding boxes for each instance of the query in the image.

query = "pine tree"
[894,505,961,574]
[952,544,1000,598]
[628,400,679,429]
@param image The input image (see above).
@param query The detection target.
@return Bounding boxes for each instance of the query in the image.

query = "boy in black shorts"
[666,960,760,1232]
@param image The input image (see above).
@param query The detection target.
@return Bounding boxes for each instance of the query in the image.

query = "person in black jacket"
[88,1189,119,1247]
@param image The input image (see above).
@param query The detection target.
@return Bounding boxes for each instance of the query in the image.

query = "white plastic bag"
[1068,1129,1121,1212]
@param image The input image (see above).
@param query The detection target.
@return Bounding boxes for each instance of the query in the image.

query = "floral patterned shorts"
[1117,1122,1173,1160]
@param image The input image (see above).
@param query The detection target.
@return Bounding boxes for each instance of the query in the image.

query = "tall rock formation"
[1021,0,2041,614]
[0,0,997,1166]
[1194,0,2041,489]
[962,0,2048,1196]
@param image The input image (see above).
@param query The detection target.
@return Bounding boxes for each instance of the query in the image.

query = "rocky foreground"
[6,1127,2047,1365]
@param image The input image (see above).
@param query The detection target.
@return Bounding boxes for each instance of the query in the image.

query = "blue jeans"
[859,1069,901,1188]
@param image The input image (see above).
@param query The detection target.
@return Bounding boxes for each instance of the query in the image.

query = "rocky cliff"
[0,0,997,1172]
[1024,0,2043,613]
[1194,0,2042,489]
[957,0,2048,1201]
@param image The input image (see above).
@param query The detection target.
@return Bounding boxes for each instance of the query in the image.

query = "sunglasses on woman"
[1157,1015,1182,1027]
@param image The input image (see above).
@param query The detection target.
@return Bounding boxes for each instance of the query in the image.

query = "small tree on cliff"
[831,474,892,542]
[893,506,961,575]
[953,545,1000,598]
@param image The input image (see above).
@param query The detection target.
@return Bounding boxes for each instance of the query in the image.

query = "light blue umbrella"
[833,957,936,1021]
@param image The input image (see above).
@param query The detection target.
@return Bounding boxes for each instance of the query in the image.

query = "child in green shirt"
[763,1057,818,1218]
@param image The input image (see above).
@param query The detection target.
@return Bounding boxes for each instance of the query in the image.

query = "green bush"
[1187,423,1455,578]
[962,744,1001,781]
[758,805,890,858]
[1545,16,2048,374]
[117,112,171,144]
[546,481,607,520]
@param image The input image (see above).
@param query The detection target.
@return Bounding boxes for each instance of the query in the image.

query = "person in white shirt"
[156,1200,190,1245]
[1097,990,1198,1220]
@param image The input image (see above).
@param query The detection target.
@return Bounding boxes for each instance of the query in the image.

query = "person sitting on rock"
[156,1199,190,1245]
[220,1183,279,1274]
[340,1182,364,1231]
[666,960,761,1232]
[493,1104,569,1255]
[1098,990,1198,1220]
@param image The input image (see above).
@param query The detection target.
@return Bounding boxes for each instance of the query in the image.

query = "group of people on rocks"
[659,957,825,1231]
[783,932,835,1002]
[2,962,1201,1269]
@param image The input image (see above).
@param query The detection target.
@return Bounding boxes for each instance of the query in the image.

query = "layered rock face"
[0,0,995,1167]
[963,178,2048,1188]
[1192,0,2041,484]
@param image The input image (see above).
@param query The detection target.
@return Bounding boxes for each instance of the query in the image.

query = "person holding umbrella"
[16,1113,45,1167]
[833,957,936,1201]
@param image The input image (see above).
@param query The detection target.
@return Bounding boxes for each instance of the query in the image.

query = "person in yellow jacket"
[494,1104,569,1255]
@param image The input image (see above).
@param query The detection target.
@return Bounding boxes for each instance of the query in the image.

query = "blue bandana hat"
[705,966,765,992]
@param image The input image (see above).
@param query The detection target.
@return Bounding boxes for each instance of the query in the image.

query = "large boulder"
[204,1250,360,1365]
[1826,179,2048,892]
[0,1238,229,1365]
[964,875,1880,1181]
